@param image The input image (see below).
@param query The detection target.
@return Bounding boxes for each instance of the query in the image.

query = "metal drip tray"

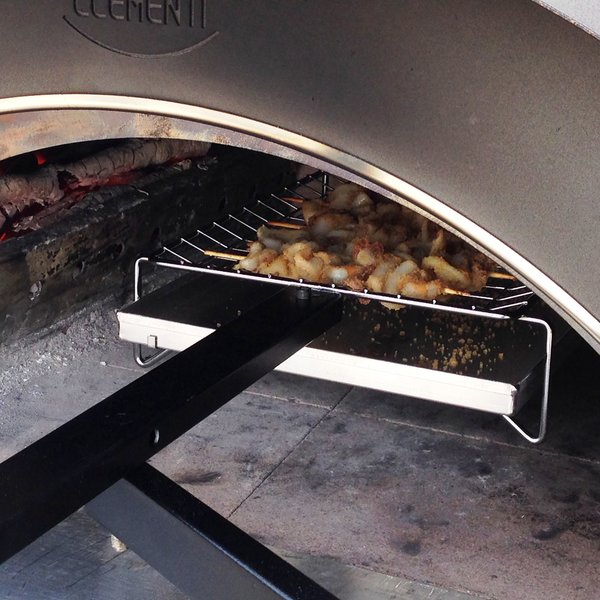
[118,274,563,418]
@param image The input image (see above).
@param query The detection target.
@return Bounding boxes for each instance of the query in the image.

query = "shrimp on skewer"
[235,183,496,305]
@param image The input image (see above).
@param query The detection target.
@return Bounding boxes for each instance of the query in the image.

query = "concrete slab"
[230,410,600,600]
[150,392,328,516]
[0,507,475,600]
[280,550,480,600]
[0,302,142,457]
[0,511,187,600]
[336,343,600,459]
[1,296,599,600]
[247,371,351,409]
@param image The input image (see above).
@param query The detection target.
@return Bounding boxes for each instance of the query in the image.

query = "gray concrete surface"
[0,295,598,599]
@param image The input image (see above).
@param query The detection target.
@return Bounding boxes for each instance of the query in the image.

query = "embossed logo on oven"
[64,0,219,58]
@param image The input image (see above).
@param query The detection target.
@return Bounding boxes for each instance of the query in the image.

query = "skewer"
[266,220,306,230]
[488,271,517,281]
[202,249,245,261]
[264,223,516,283]
[264,224,516,284]
[204,248,476,298]
[281,196,304,204]
[442,288,472,297]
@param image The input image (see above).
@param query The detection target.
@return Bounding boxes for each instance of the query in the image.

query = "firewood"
[0,169,62,229]
[0,139,210,234]
[58,139,210,188]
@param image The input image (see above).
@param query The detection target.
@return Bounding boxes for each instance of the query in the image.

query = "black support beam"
[87,464,339,600]
[0,288,342,563]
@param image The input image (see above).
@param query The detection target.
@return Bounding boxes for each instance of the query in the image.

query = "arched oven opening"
[0,115,596,598]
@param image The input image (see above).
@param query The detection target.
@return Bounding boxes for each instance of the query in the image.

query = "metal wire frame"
[133,342,171,367]
[131,171,552,443]
[502,317,552,444]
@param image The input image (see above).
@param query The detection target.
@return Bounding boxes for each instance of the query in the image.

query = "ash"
[0,294,141,458]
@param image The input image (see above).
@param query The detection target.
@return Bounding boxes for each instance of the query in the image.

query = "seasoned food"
[234,183,494,302]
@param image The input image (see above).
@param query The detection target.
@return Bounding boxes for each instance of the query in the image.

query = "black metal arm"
[0,287,342,564]
[87,463,338,600]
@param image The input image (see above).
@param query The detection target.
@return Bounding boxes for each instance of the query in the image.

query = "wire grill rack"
[141,171,535,319]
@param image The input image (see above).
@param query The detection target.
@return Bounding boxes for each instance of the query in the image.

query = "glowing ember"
[0,139,210,243]
[35,151,48,166]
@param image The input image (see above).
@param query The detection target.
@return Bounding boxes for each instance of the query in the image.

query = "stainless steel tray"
[121,171,557,443]
[118,274,558,420]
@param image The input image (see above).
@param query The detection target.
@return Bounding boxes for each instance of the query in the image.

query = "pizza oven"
[0,1,599,596]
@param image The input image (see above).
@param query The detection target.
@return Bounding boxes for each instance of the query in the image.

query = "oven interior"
[0,135,595,596]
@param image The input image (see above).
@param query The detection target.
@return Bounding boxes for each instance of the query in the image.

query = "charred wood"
[0,169,62,229]
[0,139,210,233]
[57,139,211,189]
[14,159,195,233]
[0,148,296,344]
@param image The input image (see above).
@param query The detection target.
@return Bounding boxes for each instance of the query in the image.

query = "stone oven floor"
[0,296,599,600]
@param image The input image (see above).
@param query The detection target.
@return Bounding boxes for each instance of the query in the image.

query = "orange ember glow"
[105,172,138,186]
[35,151,48,166]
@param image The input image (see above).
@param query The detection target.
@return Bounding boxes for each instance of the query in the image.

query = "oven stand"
[87,463,337,600]
[0,287,342,599]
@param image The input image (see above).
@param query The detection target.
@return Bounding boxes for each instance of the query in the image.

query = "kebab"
[233,183,495,302]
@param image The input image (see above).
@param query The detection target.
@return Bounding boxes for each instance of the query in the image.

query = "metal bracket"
[132,257,172,368]
[502,317,553,444]
[87,464,338,600]
[133,342,171,367]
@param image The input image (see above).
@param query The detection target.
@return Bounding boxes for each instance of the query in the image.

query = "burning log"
[58,139,210,189]
[0,169,62,229]
[0,139,210,234]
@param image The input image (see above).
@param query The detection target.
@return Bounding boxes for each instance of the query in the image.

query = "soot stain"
[394,539,422,556]
[381,452,397,467]
[177,470,222,485]
[588,488,600,503]
[533,525,564,541]
[459,460,493,478]
[410,516,450,530]
[551,491,580,504]
[333,422,347,434]
[488,484,526,503]
[305,471,328,491]
[567,513,600,540]
[235,451,259,465]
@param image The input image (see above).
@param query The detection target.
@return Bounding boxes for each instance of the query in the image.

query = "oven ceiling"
[0,1,599,349]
